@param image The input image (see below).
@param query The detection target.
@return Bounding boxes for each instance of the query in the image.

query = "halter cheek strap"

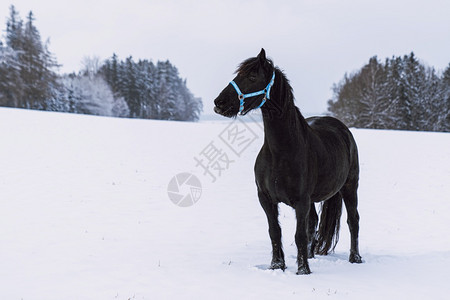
[230,71,275,114]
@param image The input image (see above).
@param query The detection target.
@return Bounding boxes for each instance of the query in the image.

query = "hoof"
[296,265,311,275]
[269,260,286,271]
[349,252,363,264]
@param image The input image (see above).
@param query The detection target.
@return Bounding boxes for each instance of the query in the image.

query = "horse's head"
[214,48,275,117]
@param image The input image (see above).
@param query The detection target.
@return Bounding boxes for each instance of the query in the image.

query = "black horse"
[214,49,362,275]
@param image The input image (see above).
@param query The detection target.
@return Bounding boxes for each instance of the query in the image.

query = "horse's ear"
[258,48,267,65]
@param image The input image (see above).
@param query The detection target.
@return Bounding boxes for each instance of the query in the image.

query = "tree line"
[0,5,202,121]
[328,53,449,132]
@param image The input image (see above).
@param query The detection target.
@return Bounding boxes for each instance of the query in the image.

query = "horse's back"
[306,116,357,152]
[306,116,351,135]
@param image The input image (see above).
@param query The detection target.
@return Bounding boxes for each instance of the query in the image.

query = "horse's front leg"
[258,190,285,270]
[295,198,312,275]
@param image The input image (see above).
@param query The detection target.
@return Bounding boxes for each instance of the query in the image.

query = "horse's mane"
[269,65,309,131]
[235,56,273,75]
[272,67,295,110]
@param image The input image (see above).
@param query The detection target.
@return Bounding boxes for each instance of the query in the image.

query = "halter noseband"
[230,71,275,114]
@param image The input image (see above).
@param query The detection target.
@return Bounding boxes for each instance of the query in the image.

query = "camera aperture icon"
[167,172,202,207]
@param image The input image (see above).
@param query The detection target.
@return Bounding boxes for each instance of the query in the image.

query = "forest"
[328,54,449,132]
[0,6,202,121]
[2,5,448,130]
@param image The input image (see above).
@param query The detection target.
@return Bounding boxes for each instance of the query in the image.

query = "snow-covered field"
[0,107,449,299]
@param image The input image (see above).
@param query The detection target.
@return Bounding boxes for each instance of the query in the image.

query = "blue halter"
[230,71,275,114]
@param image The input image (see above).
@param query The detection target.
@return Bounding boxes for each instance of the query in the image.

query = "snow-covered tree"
[99,55,202,121]
[81,55,102,79]
[5,5,23,52]
[328,54,449,132]
[437,64,450,131]
[2,6,60,110]
[0,41,24,107]
[61,74,114,116]
[1,7,202,121]
[111,96,130,118]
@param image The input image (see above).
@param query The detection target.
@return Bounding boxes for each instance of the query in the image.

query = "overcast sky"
[1,0,449,115]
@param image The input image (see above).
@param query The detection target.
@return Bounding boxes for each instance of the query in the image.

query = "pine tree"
[385,56,412,129]
[354,57,391,128]
[21,11,60,109]
[3,5,26,107]
[420,67,441,131]
[21,11,46,108]
[156,60,180,120]
[3,7,60,110]
[100,53,121,97]
[438,64,450,131]
[122,56,141,117]
[402,53,425,130]
[136,59,156,119]
[5,5,23,52]
[0,41,25,107]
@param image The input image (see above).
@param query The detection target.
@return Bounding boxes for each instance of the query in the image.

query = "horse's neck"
[262,105,308,154]
[261,70,310,153]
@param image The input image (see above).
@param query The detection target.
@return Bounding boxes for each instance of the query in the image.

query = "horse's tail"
[315,192,343,255]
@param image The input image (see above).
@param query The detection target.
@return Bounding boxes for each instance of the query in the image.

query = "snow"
[0,107,449,299]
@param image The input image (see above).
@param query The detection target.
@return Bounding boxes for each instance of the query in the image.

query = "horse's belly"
[311,190,339,203]
[310,172,348,202]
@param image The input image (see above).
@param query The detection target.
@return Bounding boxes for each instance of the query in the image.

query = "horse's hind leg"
[341,181,363,263]
[307,202,318,259]
[258,190,285,270]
